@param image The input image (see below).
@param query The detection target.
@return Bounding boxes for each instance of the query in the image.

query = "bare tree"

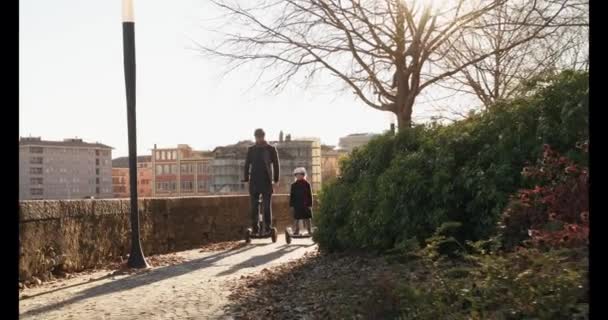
[200,0,576,129]
[441,0,589,109]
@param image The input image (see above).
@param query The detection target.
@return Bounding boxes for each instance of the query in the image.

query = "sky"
[19,0,469,158]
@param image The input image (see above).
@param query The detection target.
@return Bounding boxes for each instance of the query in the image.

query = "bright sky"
[19,0,466,158]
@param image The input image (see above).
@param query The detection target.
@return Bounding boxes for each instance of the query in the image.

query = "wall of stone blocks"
[19,194,315,281]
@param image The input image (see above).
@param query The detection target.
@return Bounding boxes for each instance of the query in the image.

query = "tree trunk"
[396,106,413,130]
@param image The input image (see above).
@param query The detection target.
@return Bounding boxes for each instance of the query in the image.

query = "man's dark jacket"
[243,142,280,193]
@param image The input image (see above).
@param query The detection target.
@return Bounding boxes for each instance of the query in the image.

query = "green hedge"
[314,71,589,252]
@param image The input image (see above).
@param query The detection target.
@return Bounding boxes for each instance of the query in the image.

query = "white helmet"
[293,167,307,176]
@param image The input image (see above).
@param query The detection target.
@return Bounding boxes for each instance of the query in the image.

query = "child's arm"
[289,183,295,208]
[306,182,313,208]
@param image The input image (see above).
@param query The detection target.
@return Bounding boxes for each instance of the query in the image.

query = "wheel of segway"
[285,230,292,244]
[245,228,252,244]
[271,227,278,243]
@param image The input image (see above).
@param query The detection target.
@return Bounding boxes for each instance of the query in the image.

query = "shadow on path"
[20,243,271,318]
[20,274,113,301]
[214,244,304,277]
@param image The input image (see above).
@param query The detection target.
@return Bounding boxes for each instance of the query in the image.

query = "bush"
[314,70,589,253]
[500,143,589,250]
[397,241,589,319]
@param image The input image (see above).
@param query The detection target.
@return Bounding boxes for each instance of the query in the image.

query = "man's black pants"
[250,191,272,233]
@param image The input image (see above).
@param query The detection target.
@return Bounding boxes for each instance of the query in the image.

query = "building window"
[155,151,160,160]
[171,164,177,174]
[95,150,100,156]
[30,177,43,185]
[161,151,166,160]
[156,182,175,192]
[96,187,100,194]
[30,188,43,196]
[181,181,193,191]
[181,164,193,174]
[30,157,43,164]
[96,168,100,175]
[156,165,163,175]
[163,164,170,174]
[29,147,43,154]
[96,177,100,184]
[29,167,43,175]
[172,151,177,160]
[95,158,100,166]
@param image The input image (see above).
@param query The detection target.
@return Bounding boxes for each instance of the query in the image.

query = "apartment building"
[150,135,322,196]
[338,133,379,152]
[151,144,213,197]
[275,137,322,193]
[321,145,348,183]
[19,137,113,200]
[111,156,153,198]
[210,135,322,194]
[211,141,251,194]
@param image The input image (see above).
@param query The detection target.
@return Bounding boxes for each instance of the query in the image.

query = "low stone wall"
[19,195,310,282]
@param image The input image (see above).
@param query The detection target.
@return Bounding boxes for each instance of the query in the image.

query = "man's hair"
[254,128,265,137]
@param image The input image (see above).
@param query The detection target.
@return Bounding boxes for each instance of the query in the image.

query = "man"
[243,128,280,234]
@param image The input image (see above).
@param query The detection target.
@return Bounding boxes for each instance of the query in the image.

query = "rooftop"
[343,133,378,137]
[112,156,152,168]
[19,137,113,149]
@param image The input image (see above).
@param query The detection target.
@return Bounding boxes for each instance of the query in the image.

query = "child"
[289,167,313,235]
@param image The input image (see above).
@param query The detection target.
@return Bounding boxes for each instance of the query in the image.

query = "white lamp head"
[122,0,135,22]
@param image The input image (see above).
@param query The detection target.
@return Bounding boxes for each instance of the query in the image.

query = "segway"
[245,194,278,244]
[284,223,316,244]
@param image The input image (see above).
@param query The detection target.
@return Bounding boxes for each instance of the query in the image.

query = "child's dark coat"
[289,179,313,219]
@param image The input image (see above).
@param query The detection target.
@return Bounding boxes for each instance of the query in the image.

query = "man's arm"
[271,146,280,183]
[243,148,252,182]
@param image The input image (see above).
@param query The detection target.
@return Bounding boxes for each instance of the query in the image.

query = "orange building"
[111,156,153,198]
[151,144,214,197]
[321,145,348,184]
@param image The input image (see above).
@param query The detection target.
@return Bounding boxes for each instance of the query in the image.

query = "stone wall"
[19,194,313,282]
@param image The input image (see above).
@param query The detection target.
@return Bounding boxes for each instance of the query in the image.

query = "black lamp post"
[122,0,148,269]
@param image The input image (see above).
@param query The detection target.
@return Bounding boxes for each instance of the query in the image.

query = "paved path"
[19,238,317,320]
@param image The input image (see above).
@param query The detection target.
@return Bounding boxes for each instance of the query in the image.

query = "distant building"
[19,137,113,200]
[151,135,322,196]
[151,144,213,197]
[274,137,322,193]
[321,145,348,183]
[211,137,322,194]
[111,156,153,198]
[211,141,251,194]
[338,133,379,152]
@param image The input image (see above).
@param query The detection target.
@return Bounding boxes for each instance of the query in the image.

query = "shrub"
[395,235,589,319]
[315,70,589,253]
[500,143,589,250]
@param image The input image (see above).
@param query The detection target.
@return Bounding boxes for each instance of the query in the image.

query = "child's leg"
[294,219,300,234]
[306,219,312,234]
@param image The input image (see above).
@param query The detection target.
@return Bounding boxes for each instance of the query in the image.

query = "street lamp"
[122,0,148,268]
